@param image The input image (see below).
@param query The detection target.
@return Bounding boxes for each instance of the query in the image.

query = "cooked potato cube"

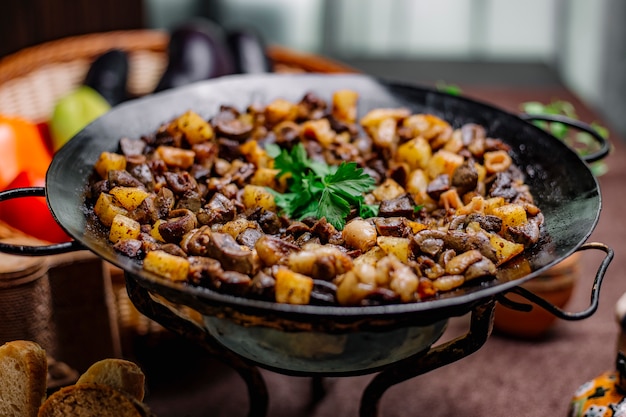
[94,152,126,179]
[405,169,429,194]
[251,167,282,189]
[426,149,464,180]
[156,146,195,169]
[377,236,411,263]
[143,250,190,282]
[301,118,336,147]
[242,184,276,212]
[274,267,314,305]
[332,89,359,123]
[169,110,214,145]
[443,129,463,153]
[240,140,272,168]
[372,178,405,201]
[353,247,386,267]
[360,108,411,128]
[484,197,506,215]
[402,114,451,141]
[396,137,432,170]
[489,233,524,266]
[491,204,527,231]
[94,193,128,227]
[109,214,141,243]
[221,218,256,239]
[265,98,298,127]
[370,117,399,149]
[109,186,150,211]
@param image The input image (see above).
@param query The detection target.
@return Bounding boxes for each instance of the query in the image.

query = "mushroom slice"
[205,232,261,275]
[158,209,198,243]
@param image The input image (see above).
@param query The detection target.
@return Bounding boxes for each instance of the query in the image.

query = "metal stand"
[127,278,495,417]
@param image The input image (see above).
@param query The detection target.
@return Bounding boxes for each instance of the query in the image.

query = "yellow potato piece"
[489,233,524,266]
[376,236,411,263]
[491,204,528,231]
[396,137,432,170]
[94,193,128,227]
[274,267,314,305]
[109,186,150,211]
[242,184,276,212]
[109,214,140,244]
[94,152,126,179]
[143,250,190,282]
[169,110,214,145]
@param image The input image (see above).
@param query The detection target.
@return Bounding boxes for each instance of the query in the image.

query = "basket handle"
[0,187,84,255]
[497,242,613,320]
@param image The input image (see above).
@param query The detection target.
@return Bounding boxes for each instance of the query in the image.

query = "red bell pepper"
[0,115,70,242]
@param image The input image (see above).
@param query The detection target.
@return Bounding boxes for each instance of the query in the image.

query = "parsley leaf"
[266,143,376,230]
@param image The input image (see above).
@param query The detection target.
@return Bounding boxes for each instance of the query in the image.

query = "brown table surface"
[134,84,626,417]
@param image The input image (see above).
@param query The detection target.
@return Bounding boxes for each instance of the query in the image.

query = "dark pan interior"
[45,73,601,322]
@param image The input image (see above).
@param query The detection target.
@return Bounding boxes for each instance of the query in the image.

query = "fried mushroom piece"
[188,256,252,295]
[443,230,498,264]
[378,194,415,218]
[451,160,478,196]
[183,227,260,275]
[108,170,146,190]
[158,209,198,243]
[197,193,236,226]
[505,212,543,246]
[213,107,253,141]
[255,235,300,266]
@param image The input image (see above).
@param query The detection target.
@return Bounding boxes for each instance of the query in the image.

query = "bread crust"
[0,340,47,417]
[38,383,147,417]
[76,358,146,401]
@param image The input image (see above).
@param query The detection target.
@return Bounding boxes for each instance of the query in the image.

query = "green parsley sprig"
[265,143,378,230]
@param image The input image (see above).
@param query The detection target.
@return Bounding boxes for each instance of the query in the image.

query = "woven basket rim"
[0,29,356,87]
[0,30,169,85]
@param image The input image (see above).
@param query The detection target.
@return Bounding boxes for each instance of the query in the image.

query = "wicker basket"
[0,29,356,123]
[0,29,356,353]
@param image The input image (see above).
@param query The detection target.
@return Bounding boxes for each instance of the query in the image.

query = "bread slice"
[0,340,47,417]
[76,359,145,401]
[37,383,153,417]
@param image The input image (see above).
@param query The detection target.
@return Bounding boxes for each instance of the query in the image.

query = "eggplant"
[226,28,273,74]
[155,18,235,93]
[84,49,129,106]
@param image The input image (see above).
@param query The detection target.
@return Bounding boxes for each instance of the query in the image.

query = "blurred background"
[1,0,624,137]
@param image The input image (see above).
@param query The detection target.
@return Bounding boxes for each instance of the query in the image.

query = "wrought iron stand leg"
[360,300,496,417]
[126,279,269,417]
[311,376,327,405]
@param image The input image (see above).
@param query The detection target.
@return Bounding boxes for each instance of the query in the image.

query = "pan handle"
[498,242,613,320]
[519,113,610,164]
[0,187,85,255]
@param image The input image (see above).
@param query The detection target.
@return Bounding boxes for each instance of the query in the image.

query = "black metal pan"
[0,73,613,330]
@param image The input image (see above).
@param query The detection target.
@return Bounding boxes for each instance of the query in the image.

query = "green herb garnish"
[436,81,463,96]
[266,143,377,230]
